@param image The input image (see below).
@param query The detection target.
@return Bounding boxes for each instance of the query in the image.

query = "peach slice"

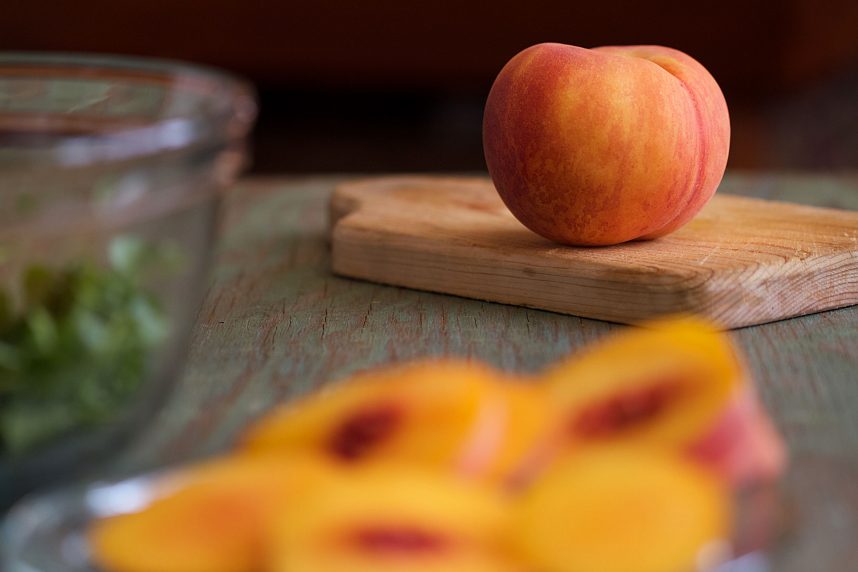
[88,456,333,572]
[269,465,520,572]
[534,318,742,460]
[241,360,539,479]
[512,449,732,572]
[688,387,787,486]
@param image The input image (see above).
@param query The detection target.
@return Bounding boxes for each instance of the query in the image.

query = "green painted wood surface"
[109,172,858,567]
[111,172,858,469]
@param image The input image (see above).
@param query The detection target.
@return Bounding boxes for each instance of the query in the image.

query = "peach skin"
[688,386,787,487]
[483,43,730,245]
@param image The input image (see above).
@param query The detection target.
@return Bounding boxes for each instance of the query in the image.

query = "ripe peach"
[269,465,520,572]
[511,449,732,572]
[483,43,730,245]
[240,360,544,479]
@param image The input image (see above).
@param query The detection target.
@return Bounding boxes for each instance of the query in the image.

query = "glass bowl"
[0,53,257,507]
[0,455,858,572]
[2,454,856,572]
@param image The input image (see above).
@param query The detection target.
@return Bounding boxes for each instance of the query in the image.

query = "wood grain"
[100,174,858,570]
[330,176,858,329]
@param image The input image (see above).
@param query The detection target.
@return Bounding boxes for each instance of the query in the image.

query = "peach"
[240,360,545,480]
[511,448,732,572]
[88,456,334,572]
[483,43,730,245]
[510,318,742,484]
[270,465,520,572]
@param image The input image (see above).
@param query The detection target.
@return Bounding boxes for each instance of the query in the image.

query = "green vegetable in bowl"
[0,237,171,456]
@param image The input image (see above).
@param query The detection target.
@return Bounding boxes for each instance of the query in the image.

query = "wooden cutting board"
[329,176,858,328]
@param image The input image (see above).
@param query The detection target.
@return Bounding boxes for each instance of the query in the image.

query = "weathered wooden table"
[116,173,858,569]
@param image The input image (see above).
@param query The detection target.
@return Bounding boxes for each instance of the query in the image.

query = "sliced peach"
[688,387,787,486]
[538,318,742,456]
[269,465,520,572]
[88,456,333,572]
[512,448,732,572]
[241,359,530,478]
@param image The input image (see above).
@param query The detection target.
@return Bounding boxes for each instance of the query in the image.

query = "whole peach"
[483,43,730,245]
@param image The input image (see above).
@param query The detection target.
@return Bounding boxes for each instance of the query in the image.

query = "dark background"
[3,0,857,173]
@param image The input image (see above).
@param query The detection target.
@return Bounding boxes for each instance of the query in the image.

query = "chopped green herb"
[0,237,171,456]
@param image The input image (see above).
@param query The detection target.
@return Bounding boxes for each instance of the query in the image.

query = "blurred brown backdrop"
[3,0,857,172]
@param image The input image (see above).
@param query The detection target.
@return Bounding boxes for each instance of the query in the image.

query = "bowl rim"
[0,51,258,167]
